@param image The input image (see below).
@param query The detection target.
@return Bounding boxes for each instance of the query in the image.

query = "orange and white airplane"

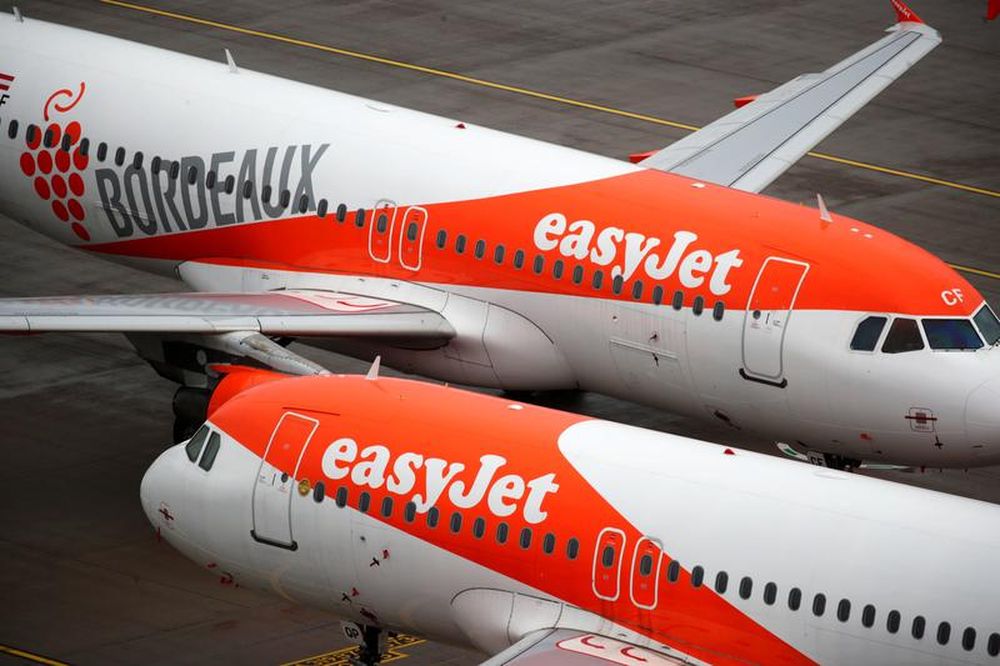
[1,2,998,468]
[141,364,1000,665]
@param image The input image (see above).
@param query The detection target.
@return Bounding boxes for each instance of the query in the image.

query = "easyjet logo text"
[321,438,559,524]
[533,212,743,295]
[95,143,328,238]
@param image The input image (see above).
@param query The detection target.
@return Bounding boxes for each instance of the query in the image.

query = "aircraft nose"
[966,378,1000,447]
[140,445,180,532]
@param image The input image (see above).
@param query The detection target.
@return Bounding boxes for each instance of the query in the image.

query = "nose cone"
[140,445,179,532]
[966,378,1000,447]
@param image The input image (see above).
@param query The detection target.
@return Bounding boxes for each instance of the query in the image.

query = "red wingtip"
[890,0,924,24]
[987,0,999,21]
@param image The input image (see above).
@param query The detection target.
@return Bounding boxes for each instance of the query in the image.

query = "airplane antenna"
[365,355,381,380]
[816,193,833,223]
[224,48,239,74]
[13,6,23,21]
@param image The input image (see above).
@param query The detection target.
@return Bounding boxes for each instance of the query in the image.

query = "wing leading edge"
[640,1,941,193]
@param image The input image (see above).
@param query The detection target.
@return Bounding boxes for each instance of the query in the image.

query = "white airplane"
[0,2,998,469]
[141,363,1000,665]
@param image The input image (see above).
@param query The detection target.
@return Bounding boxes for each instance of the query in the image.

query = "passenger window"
[922,319,984,350]
[427,506,439,528]
[224,175,235,194]
[198,431,221,471]
[861,604,875,628]
[962,626,976,651]
[612,275,624,294]
[513,249,525,269]
[115,147,125,166]
[474,239,486,259]
[169,161,180,180]
[97,142,107,162]
[43,126,54,147]
[279,189,291,208]
[652,285,664,305]
[667,559,680,582]
[79,138,89,156]
[937,622,951,646]
[672,290,683,310]
[188,166,198,185]
[185,425,210,462]
[312,481,325,503]
[692,296,704,316]
[263,186,273,204]
[632,280,644,300]
[882,318,924,353]
[473,517,486,538]
[543,533,556,554]
[336,204,347,222]
[887,610,901,633]
[355,208,366,227]
[358,491,371,513]
[763,582,776,605]
[494,245,505,264]
[455,235,467,254]
[912,615,925,639]
[691,565,704,587]
[714,571,728,594]
[150,156,162,174]
[592,270,603,290]
[601,545,615,567]
[316,198,328,217]
[990,633,1000,657]
[376,213,388,233]
[837,599,851,622]
[404,501,416,522]
[812,593,826,617]
[7,119,18,139]
[132,151,143,169]
[436,229,447,249]
[26,124,38,146]
[206,170,217,190]
[496,521,509,544]
[566,537,579,559]
[380,496,393,518]
[974,304,1000,345]
[298,195,309,214]
[242,181,253,199]
[449,511,462,533]
[336,486,348,507]
[519,527,532,549]
[739,576,752,600]
[713,301,725,321]
[572,265,584,285]
[788,587,802,611]
[553,259,564,279]
[61,134,71,152]
[851,315,887,351]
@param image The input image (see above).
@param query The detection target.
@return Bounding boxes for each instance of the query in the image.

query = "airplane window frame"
[739,576,752,600]
[7,119,18,140]
[886,610,901,634]
[836,598,851,623]
[312,481,325,503]
[474,239,486,259]
[861,603,876,628]
[566,537,579,560]
[713,301,725,321]
[336,203,347,222]
[961,626,976,652]
[632,280,644,300]
[592,270,604,290]
[335,486,348,507]
[912,615,926,640]
[496,521,509,544]
[380,496,393,518]
[812,593,826,617]
[989,632,1000,657]
[494,244,505,265]
[542,532,556,555]
[185,425,210,462]
[404,501,416,523]
[198,431,221,471]
[882,317,925,354]
[426,506,439,528]
[358,491,371,513]
[714,571,728,594]
[435,229,447,249]
[519,527,532,550]
[114,146,125,167]
[690,565,704,588]
[652,285,664,305]
[552,259,564,280]
[638,553,653,576]
[850,315,888,351]
[672,290,684,310]
[355,208,366,228]
[316,198,328,218]
[973,304,1000,345]
[937,621,951,646]
[279,189,291,209]
[922,318,984,351]
[763,582,777,605]
[692,295,705,316]
[513,249,525,269]
[572,265,584,285]
[788,587,802,611]
[667,559,680,583]
[206,170,217,190]
[455,234,467,254]
[472,516,486,539]
[97,141,108,162]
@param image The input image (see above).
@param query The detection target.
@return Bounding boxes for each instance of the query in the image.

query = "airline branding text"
[95,143,329,238]
[533,212,743,295]
[321,437,559,524]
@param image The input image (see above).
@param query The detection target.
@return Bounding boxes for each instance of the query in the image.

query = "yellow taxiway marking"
[280,634,426,666]
[0,644,70,666]
[101,0,1000,201]
[99,0,1000,282]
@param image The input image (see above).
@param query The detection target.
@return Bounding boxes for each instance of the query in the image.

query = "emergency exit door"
[251,411,319,550]
[741,257,809,385]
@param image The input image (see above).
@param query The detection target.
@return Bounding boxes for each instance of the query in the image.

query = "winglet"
[366,355,381,380]
[224,48,239,74]
[890,0,924,24]
[816,193,833,223]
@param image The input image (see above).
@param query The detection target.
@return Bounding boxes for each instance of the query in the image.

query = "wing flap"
[0,290,455,340]
[640,9,941,192]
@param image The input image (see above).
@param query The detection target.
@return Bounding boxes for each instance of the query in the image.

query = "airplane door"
[398,206,428,271]
[592,528,626,601]
[251,411,319,550]
[368,199,396,263]
[741,257,809,386]
[629,537,662,609]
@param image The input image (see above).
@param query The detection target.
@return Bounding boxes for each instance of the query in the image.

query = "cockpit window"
[850,316,887,351]
[974,305,1000,345]
[922,319,983,351]
[882,318,924,354]
[198,431,221,471]
[185,425,209,462]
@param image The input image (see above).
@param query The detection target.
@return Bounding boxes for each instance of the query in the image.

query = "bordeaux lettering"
[97,143,329,238]
[534,212,743,296]
[319,438,559,524]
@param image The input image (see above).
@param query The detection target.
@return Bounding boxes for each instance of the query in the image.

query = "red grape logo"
[19,82,90,241]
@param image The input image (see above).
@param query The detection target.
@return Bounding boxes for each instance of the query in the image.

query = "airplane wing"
[639,1,941,193]
[0,290,454,339]
[481,629,696,666]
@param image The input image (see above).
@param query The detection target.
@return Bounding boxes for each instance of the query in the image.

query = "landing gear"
[815,452,862,472]
[349,625,387,666]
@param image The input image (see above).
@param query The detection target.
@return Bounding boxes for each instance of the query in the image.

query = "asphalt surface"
[0,1,997,664]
